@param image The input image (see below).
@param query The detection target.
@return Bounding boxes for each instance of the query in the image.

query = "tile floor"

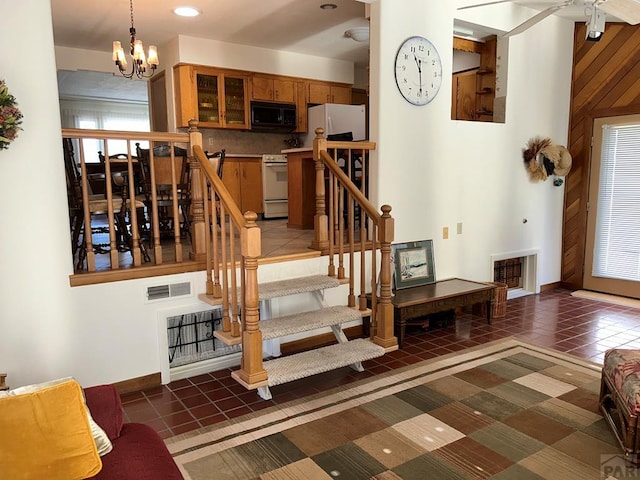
[89,217,315,272]
[121,288,640,439]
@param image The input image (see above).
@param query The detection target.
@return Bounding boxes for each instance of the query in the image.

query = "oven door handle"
[264,162,288,167]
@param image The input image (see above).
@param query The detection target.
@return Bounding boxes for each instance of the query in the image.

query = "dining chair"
[64,139,148,270]
[135,143,191,240]
[204,149,226,227]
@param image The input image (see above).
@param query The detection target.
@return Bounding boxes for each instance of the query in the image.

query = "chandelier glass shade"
[112,0,159,79]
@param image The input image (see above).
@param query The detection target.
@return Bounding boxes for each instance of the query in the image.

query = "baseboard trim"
[540,281,561,293]
[113,372,161,395]
[116,327,366,394]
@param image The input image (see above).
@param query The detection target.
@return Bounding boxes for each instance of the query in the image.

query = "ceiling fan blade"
[598,0,640,25]
[458,0,514,10]
[502,1,571,37]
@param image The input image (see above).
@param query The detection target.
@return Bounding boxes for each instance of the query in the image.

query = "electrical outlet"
[443,227,449,239]
[457,222,463,235]
[208,137,215,146]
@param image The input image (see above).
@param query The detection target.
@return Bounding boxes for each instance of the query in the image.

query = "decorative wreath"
[522,136,572,183]
[0,80,23,151]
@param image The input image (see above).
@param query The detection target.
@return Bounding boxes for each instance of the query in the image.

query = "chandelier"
[112,0,159,79]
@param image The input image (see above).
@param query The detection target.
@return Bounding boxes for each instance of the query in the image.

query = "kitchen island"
[281,147,315,229]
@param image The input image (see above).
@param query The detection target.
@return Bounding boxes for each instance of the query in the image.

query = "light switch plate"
[443,227,449,239]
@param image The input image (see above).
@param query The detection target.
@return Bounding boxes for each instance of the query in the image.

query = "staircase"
[201,274,386,399]
[192,132,398,399]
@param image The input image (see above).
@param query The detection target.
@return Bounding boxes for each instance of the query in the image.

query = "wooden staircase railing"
[312,129,397,350]
[192,144,267,390]
[62,122,396,386]
[63,124,207,286]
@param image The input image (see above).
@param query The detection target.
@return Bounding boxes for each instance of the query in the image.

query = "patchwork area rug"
[167,339,628,479]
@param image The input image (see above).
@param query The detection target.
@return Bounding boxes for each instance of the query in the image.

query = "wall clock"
[394,36,442,106]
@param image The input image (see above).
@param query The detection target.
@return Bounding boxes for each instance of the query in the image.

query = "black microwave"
[250,102,297,132]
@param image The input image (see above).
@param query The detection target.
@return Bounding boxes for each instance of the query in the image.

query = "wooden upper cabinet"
[251,75,295,103]
[173,64,250,129]
[330,85,351,104]
[308,81,351,105]
[173,63,353,131]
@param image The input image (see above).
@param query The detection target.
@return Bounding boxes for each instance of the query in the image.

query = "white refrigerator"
[303,103,366,147]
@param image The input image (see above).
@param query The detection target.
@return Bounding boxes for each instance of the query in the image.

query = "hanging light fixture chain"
[130,0,135,30]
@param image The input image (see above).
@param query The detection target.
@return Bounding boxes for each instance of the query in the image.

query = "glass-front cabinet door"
[196,73,221,126]
[223,75,248,128]
[195,69,248,129]
[173,65,249,129]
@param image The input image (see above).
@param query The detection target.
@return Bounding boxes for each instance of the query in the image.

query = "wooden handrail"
[192,143,267,389]
[192,145,246,228]
[313,129,397,351]
[63,127,198,283]
[62,128,189,143]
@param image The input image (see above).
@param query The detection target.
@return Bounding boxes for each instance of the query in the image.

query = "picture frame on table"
[392,240,435,290]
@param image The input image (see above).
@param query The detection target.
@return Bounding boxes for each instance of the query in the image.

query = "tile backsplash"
[200,129,301,155]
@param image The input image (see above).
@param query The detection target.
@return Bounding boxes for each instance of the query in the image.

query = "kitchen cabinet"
[173,64,250,129]
[308,81,351,105]
[251,75,295,103]
[221,157,263,215]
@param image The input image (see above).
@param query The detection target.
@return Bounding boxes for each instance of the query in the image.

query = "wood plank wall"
[562,23,640,289]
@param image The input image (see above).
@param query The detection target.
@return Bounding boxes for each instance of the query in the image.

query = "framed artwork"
[392,240,435,289]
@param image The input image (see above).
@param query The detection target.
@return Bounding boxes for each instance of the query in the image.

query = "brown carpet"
[166,339,626,479]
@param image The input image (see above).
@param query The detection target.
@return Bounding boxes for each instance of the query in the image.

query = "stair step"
[262,338,385,387]
[258,275,342,300]
[199,274,342,306]
[261,306,364,340]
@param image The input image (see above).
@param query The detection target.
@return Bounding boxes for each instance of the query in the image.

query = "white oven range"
[261,154,288,219]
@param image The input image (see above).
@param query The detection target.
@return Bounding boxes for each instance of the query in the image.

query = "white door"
[584,114,640,298]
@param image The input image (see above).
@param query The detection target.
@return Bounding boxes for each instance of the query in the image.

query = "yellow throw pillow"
[0,378,102,480]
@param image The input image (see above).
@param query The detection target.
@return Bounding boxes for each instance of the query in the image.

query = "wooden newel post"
[188,119,206,261]
[374,205,398,350]
[235,212,268,387]
[311,128,329,251]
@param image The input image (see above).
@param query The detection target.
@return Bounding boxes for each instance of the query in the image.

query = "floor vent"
[167,309,241,368]
[147,282,191,301]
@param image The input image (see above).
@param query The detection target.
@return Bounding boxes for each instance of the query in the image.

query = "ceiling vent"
[146,282,191,301]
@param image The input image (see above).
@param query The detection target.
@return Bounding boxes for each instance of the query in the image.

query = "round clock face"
[394,36,443,106]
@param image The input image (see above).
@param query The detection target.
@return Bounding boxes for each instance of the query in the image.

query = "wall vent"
[146,282,191,301]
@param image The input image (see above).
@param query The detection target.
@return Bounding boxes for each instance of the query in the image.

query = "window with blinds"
[593,123,640,281]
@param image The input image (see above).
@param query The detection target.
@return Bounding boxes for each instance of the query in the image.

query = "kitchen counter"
[225,153,263,158]
[281,147,312,154]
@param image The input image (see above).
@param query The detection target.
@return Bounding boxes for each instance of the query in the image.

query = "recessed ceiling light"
[173,6,202,17]
[320,3,337,10]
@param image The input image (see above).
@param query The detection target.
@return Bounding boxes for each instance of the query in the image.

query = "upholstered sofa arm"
[84,384,124,441]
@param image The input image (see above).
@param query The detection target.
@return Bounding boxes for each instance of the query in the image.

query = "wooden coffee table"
[390,278,495,348]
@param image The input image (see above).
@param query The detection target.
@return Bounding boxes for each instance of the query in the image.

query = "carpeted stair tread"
[264,339,385,386]
[199,275,341,306]
[258,275,341,300]
[261,306,362,340]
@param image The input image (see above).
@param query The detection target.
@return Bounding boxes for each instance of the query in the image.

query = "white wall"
[369,0,572,287]
[0,0,78,386]
[0,0,574,389]
[176,35,354,84]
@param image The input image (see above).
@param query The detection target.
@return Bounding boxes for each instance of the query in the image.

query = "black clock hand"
[413,54,423,94]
